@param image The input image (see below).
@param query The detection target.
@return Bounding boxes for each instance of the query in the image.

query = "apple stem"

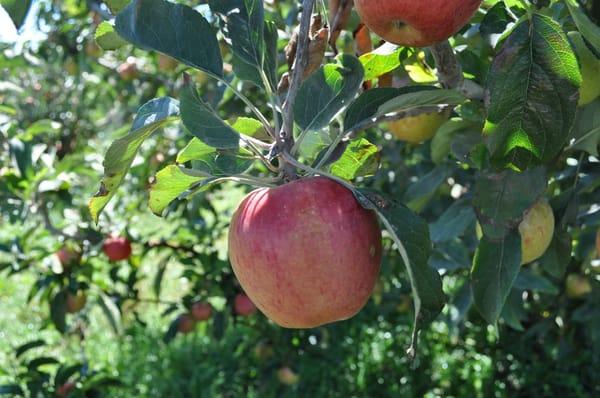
[431,41,484,100]
[278,0,317,180]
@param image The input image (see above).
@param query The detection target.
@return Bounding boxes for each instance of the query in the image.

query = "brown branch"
[430,41,484,100]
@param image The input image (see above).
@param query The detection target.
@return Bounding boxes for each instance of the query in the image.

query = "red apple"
[56,381,75,397]
[190,302,212,321]
[177,314,196,334]
[117,61,138,80]
[228,177,382,328]
[234,293,257,317]
[354,0,482,47]
[102,236,132,261]
[66,291,87,314]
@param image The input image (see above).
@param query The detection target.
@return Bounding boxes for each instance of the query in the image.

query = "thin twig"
[430,41,484,100]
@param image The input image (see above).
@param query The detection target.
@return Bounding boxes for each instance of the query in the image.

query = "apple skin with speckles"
[354,0,482,47]
[228,177,382,328]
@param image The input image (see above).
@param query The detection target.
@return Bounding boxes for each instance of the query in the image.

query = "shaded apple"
[565,274,592,299]
[277,367,299,385]
[476,200,554,265]
[117,61,138,80]
[354,0,482,47]
[228,177,382,328]
[190,302,212,321]
[56,246,81,268]
[56,381,76,397]
[102,236,132,261]
[234,293,257,317]
[158,54,178,71]
[177,314,196,334]
[66,291,87,314]
[387,112,447,143]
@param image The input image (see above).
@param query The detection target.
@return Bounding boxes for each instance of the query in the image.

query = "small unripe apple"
[56,381,75,397]
[158,54,178,71]
[177,314,196,334]
[354,0,482,47]
[476,200,554,265]
[565,274,592,299]
[277,367,299,385]
[387,112,447,143]
[102,236,132,262]
[66,291,87,314]
[117,61,138,80]
[253,341,274,360]
[228,177,382,328]
[190,302,212,321]
[234,293,257,317]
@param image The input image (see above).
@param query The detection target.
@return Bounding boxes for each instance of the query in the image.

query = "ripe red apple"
[234,293,257,317]
[190,302,212,321]
[102,236,132,261]
[354,0,482,47]
[56,381,75,397]
[177,314,196,334]
[277,367,300,385]
[228,177,382,328]
[66,291,87,314]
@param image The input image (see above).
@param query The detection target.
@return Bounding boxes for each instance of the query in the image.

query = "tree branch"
[430,41,484,100]
[278,0,317,179]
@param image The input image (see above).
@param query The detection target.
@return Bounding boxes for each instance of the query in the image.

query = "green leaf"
[115,0,223,76]
[0,0,33,29]
[105,0,129,14]
[89,97,180,223]
[50,290,67,333]
[15,340,46,358]
[180,82,240,149]
[500,289,526,331]
[538,229,572,279]
[230,20,278,88]
[485,14,581,169]
[55,364,82,386]
[377,89,466,116]
[294,54,364,131]
[513,268,558,294]
[569,99,600,156]
[429,200,476,243]
[344,86,440,132]
[97,292,122,334]
[329,138,379,180]
[565,0,600,53]
[480,1,511,35]
[0,385,23,395]
[209,0,265,74]
[404,166,452,213]
[359,43,402,81]
[353,189,445,356]
[471,231,521,324]
[94,21,127,51]
[431,119,476,164]
[148,165,215,216]
[473,167,547,240]
[177,138,254,174]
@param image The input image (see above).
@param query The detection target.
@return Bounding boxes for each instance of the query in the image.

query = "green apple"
[476,200,554,265]
[387,112,447,144]
[569,32,600,106]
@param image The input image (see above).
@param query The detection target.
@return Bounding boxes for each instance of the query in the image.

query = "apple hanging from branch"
[228,177,382,328]
[354,0,482,47]
[102,236,132,262]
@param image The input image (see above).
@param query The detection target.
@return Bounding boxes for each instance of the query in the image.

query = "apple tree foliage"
[0,0,599,396]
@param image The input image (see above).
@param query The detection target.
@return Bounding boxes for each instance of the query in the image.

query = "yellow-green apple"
[177,314,196,334]
[233,293,257,316]
[102,236,132,262]
[565,274,592,299]
[228,177,382,328]
[388,112,447,143]
[66,291,87,314]
[568,32,600,106]
[190,302,212,321]
[56,381,75,397]
[277,367,300,385]
[354,0,482,47]
[476,200,554,265]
